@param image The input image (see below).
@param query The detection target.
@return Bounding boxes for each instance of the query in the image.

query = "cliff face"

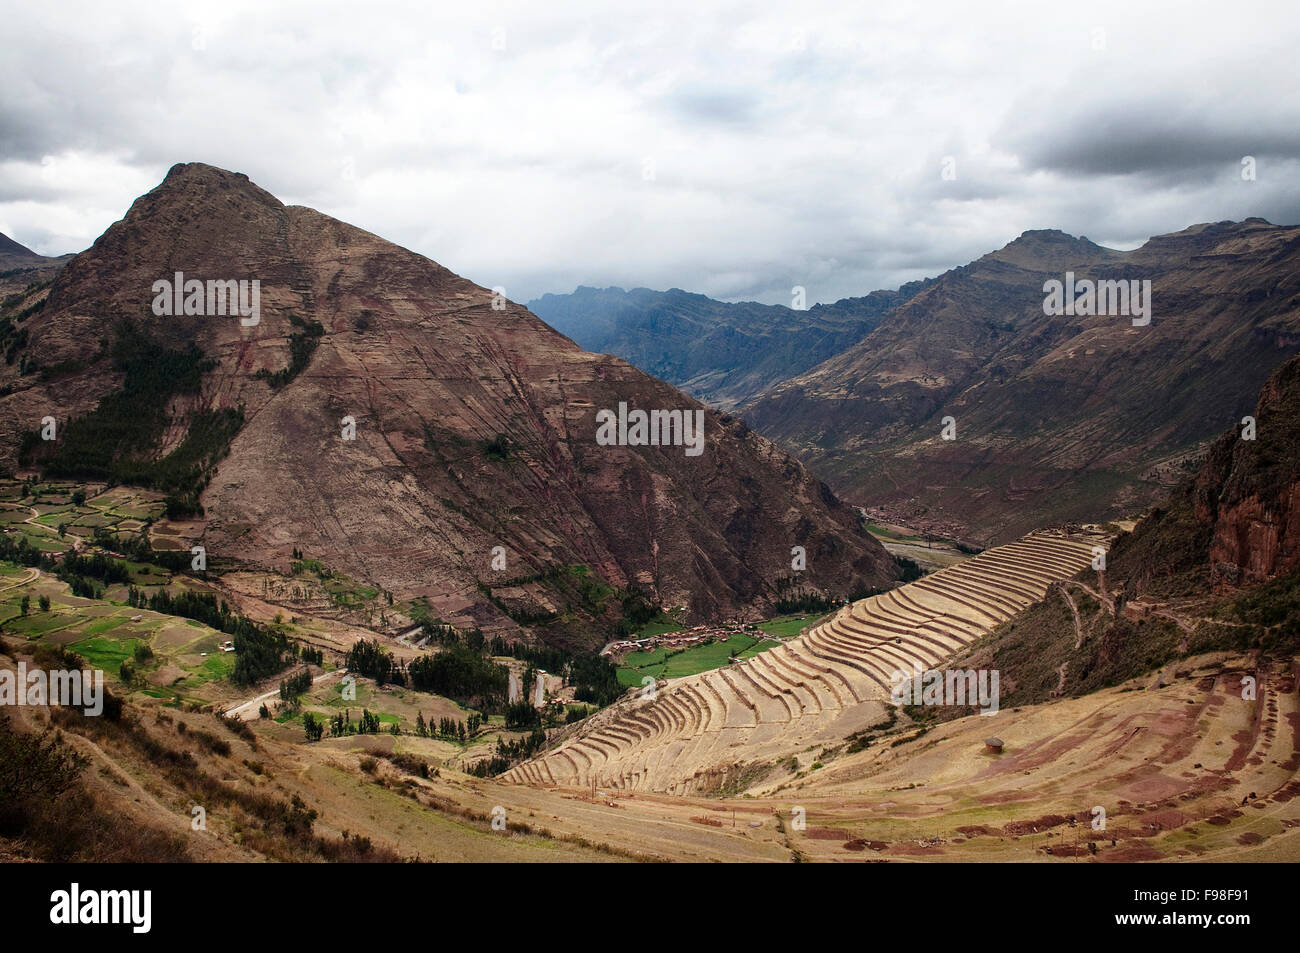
[930,355,1300,710]
[0,163,895,648]
[744,220,1300,544]
[1103,355,1300,594]
[1203,357,1300,586]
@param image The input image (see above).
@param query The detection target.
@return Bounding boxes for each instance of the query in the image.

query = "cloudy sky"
[2,0,1298,305]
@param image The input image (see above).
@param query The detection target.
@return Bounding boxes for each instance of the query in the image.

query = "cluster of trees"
[467,728,548,777]
[0,533,52,568]
[344,639,512,711]
[126,587,289,685]
[504,700,540,729]
[118,643,153,688]
[485,637,623,707]
[18,326,243,519]
[279,669,312,703]
[109,530,190,574]
[57,553,131,598]
[895,555,924,582]
[254,315,324,389]
[406,645,507,706]
[344,638,401,685]
[413,712,478,742]
[327,708,381,737]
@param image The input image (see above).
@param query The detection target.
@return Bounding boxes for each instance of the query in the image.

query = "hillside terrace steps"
[768,649,847,709]
[749,650,824,713]
[835,607,968,653]
[500,528,1108,792]
[882,587,986,635]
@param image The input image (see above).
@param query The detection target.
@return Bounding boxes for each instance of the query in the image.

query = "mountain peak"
[0,230,41,259]
[137,162,284,216]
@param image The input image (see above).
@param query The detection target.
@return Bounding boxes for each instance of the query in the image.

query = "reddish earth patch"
[690,816,723,827]
[1226,729,1254,772]
[1124,774,1187,800]
[1271,781,1300,803]
[1003,813,1070,836]
[957,825,999,837]
[805,827,850,840]
[1043,845,1089,857]
[1101,846,1164,861]
[1236,832,1264,845]
[1140,809,1191,830]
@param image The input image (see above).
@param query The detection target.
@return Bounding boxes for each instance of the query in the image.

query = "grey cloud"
[0,1,1297,304]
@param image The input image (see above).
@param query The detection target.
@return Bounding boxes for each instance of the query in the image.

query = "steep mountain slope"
[528,281,930,409]
[0,163,895,649]
[948,354,1300,707]
[745,220,1300,544]
[0,231,41,262]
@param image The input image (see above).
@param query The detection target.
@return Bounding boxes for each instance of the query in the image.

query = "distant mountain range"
[528,281,931,409]
[744,220,1300,544]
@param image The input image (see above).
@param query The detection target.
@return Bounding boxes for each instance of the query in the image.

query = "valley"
[0,168,1296,869]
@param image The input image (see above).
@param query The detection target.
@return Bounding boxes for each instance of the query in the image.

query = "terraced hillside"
[504,528,1107,793]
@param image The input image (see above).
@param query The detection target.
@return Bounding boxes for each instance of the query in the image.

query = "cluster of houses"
[603,620,770,659]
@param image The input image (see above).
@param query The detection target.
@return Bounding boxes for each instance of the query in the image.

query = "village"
[601,619,780,661]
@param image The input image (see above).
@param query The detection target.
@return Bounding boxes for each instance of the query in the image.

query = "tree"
[38,594,50,612]
[19,595,29,617]
[302,712,324,742]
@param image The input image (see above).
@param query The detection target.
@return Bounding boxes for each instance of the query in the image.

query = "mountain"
[528,281,930,409]
[947,353,1300,707]
[0,232,41,261]
[0,231,67,285]
[744,220,1300,544]
[0,163,896,649]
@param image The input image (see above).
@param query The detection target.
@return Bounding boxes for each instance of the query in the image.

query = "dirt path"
[224,668,347,720]
[0,567,39,592]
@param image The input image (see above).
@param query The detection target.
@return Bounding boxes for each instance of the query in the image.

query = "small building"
[984,737,1004,754]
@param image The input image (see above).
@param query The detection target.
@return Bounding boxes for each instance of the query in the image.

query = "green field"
[617,633,776,686]
[67,635,143,671]
[615,613,828,686]
[632,616,685,638]
[755,613,827,639]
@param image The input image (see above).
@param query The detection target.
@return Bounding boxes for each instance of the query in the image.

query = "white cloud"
[1,0,1297,303]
